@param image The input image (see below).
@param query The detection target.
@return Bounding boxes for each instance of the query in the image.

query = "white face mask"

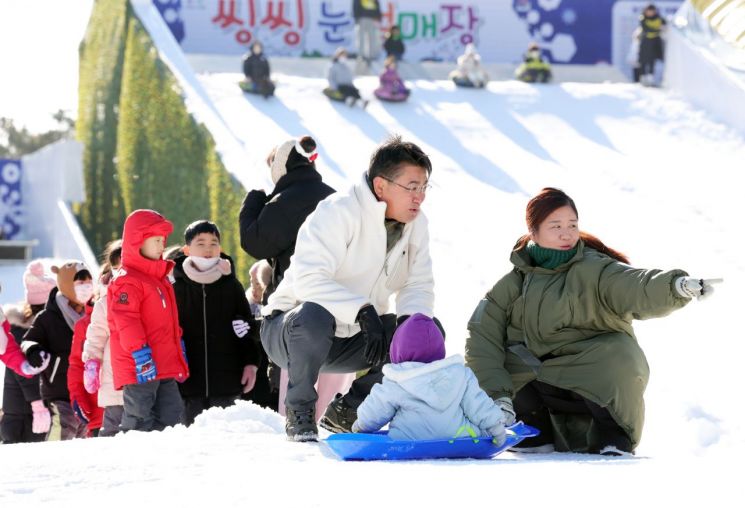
[189,256,221,271]
[74,283,95,303]
[338,55,347,63]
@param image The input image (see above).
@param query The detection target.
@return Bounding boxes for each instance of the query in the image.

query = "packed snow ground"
[2,72,744,505]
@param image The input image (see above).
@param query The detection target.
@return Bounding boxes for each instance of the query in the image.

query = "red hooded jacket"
[107,210,189,389]
[68,304,104,433]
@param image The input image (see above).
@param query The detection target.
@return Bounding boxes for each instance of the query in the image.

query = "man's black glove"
[357,305,387,365]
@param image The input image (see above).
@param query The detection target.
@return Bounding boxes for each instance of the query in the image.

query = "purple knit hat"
[389,313,446,364]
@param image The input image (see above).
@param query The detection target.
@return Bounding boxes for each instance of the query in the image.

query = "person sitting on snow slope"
[353,314,509,445]
[465,187,722,456]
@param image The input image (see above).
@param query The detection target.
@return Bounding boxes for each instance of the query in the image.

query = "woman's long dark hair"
[514,187,629,264]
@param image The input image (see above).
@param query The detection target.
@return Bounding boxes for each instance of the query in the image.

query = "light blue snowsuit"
[354,355,506,441]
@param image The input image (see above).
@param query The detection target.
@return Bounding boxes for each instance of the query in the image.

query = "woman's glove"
[674,277,723,301]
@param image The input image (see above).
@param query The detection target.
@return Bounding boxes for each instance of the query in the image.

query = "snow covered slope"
[2,0,742,503]
[3,60,744,507]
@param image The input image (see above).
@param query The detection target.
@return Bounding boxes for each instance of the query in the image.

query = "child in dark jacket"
[173,220,260,425]
[108,209,189,432]
[21,261,94,440]
[241,41,275,98]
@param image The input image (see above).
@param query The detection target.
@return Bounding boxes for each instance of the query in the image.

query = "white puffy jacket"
[82,284,124,407]
[263,174,434,337]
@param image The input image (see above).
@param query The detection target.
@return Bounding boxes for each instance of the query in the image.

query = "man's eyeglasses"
[380,176,432,194]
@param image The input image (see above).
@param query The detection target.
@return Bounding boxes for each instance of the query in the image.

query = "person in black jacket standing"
[239,135,335,410]
[242,41,275,98]
[637,3,666,86]
[173,220,260,425]
[383,25,405,61]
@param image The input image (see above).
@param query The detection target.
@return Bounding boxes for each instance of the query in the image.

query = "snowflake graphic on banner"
[153,0,185,42]
[512,0,617,64]
[0,159,23,240]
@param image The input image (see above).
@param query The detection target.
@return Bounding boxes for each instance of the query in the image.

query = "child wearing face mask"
[21,261,95,440]
[172,220,260,425]
[68,262,106,437]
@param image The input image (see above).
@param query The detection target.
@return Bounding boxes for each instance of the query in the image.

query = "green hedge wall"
[76,0,128,255]
[77,0,253,280]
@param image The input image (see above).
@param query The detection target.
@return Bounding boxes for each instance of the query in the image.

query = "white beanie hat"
[270,136,318,185]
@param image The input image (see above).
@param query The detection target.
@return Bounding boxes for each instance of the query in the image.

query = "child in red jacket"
[68,301,105,436]
[108,209,189,432]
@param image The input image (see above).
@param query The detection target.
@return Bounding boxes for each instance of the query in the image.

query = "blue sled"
[325,422,540,461]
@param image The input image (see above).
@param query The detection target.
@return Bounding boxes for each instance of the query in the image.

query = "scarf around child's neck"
[55,292,85,331]
[182,256,232,285]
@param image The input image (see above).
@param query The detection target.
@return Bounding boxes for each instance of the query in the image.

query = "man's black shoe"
[286,408,318,442]
[319,393,357,433]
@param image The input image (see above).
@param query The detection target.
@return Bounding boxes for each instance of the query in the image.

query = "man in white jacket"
[261,136,437,442]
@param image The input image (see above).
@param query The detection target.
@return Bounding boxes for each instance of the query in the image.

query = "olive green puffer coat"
[465,240,690,451]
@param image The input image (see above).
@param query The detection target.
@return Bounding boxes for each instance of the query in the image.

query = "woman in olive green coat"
[465,188,721,455]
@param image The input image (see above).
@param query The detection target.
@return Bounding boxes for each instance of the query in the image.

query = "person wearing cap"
[240,135,335,302]
[352,314,508,444]
[21,260,95,440]
[0,260,56,443]
[260,135,438,442]
[107,209,189,432]
[239,135,335,411]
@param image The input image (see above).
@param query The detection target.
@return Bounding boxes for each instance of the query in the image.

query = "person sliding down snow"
[450,43,489,88]
[374,56,410,102]
[324,47,369,108]
[353,314,509,445]
[241,41,275,98]
[515,42,552,83]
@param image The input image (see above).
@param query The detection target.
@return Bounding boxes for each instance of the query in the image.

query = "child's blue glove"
[180,339,188,366]
[71,399,89,424]
[132,346,157,384]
